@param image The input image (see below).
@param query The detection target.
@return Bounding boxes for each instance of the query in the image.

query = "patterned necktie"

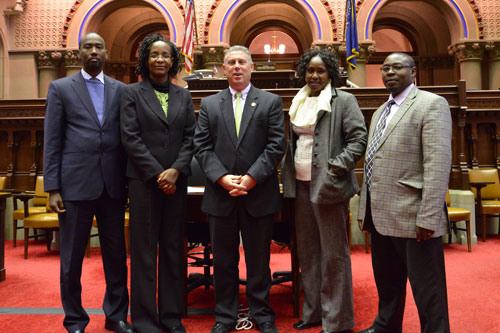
[364,100,395,189]
[234,91,242,137]
[86,77,105,124]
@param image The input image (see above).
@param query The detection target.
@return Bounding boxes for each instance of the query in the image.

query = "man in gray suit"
[356,53,451,333]
[44,33,133,333]
[194,45,286,333]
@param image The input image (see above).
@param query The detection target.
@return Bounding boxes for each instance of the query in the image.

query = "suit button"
[314,143,318,147]
[164,130,168,135]
[313,163,317,167]
[163,144,168,148]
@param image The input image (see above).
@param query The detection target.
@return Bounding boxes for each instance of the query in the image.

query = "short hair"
[389,52,416,67]
[79,32,106,50]
[296,48,340,87]
[224,45,253,64]
[136,33,180,80]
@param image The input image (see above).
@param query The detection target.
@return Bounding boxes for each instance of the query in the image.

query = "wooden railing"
[1,80,499,191]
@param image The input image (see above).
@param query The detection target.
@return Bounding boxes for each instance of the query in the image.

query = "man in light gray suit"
[356,53,451,333]
[194,46,286,333]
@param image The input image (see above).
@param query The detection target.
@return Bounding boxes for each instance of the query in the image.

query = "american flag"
[181,0,195,73]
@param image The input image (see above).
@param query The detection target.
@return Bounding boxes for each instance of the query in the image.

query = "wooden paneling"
[0,82,499,191]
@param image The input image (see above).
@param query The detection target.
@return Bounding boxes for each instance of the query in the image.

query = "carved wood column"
[485,40,500,90]
[470,122,479,168]
[104,62,128,83]
[449,40,485,90]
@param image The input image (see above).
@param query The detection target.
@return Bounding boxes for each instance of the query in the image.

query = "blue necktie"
[86,77,105,124]
[364,100,395,189]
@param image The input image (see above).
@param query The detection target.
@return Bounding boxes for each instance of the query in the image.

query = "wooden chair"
[12,176,47,247]
[22,200,58,259]
[446,189,472,252]
[468,168,500,242]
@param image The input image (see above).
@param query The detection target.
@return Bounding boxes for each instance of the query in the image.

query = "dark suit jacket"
[194,86,286,217]
[44,72,126,200]
[120,79,196,180]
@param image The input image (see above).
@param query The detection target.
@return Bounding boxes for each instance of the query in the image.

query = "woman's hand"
[157,168,180,195]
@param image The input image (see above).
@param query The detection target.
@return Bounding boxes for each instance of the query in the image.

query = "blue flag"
[346,0,359,71]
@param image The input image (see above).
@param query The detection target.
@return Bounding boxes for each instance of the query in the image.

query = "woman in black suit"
[120,33,196,333]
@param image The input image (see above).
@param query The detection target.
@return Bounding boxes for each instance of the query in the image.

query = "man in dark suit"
[44,33,133,333]
[194,45,286,333]
[356,53,451,333]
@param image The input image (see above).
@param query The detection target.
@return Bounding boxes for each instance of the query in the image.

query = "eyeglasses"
[149,54,171,60]
[380,65,412,73]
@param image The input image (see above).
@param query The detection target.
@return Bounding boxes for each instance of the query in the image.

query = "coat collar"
[139,79,181,126]
[219,86,260,147]
[377,86,418,147]
[71,72,102,127]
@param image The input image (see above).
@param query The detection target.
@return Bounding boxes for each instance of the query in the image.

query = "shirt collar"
[81,69,105,84]
[229,83,251,100]
[389,83,414,106]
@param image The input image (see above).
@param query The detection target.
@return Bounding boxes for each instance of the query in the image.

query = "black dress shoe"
[321,330,352,333]
[354,327,376,333]
[166,324,186,333]
[210,322,235,333]
[70,330,85,333]
[258,321,278,333]
[293,320,322,330]
[104,317,135,333]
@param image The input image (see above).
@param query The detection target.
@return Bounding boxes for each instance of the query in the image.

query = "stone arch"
[357,0,481,45]
[63,0,185,49]
[204,0,337,47]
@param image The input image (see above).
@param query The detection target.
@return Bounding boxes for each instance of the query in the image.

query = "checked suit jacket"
[357,86,452,238]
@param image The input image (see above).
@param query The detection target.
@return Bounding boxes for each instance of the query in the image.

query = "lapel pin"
[251,102,256,107]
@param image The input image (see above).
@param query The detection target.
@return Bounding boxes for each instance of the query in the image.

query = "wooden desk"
[0,192,11,282]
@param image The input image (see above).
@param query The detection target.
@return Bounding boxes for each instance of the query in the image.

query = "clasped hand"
[218,174,256,197]
[157,168,180,195]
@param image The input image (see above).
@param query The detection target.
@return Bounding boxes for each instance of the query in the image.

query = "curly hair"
[136,33,180,80]
[296,48,340,87]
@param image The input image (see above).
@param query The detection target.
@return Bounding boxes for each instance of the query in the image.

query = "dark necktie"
[86,77,105,124]
[364,100,395,189]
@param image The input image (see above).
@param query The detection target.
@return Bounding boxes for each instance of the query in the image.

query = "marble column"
[485,40,500,90]
[449,40,485,90]
[64,50,81,77]
[36,51,62,98]
[345,41,376,87]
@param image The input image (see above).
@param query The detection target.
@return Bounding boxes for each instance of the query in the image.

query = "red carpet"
[1,237,500,332]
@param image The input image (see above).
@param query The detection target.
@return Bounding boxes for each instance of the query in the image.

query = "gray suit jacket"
[282,87,367,204]
[357,87,452,238]
[194,85,286,217]
[44,72,126,200]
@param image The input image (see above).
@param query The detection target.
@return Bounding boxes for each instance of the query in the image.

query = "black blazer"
[120,79,196,180]
[193,86,286,217]
[44,72,126,200]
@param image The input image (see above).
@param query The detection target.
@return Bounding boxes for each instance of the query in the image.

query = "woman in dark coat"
[120,33,196,333]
